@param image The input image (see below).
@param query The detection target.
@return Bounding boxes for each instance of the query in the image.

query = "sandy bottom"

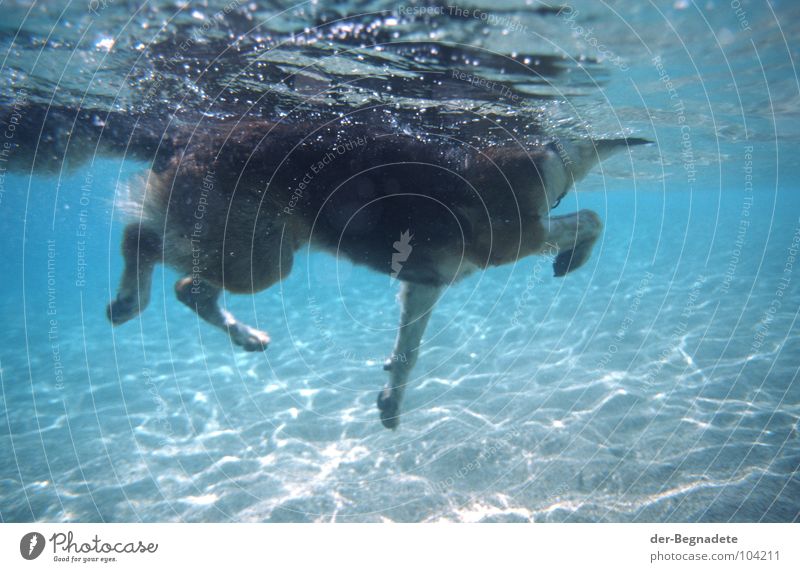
[2,189,798,522]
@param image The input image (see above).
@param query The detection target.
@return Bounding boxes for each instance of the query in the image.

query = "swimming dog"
[9,105,647,429]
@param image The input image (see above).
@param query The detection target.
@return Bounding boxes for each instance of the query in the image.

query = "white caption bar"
[1,523,797,571]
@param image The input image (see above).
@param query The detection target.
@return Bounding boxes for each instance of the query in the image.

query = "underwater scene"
[0,0,798,523]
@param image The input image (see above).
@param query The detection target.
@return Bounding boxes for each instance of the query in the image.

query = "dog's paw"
[553,239,595,277]
[377,388,400,430]
[106,296,140,325]
[230,324,271,352]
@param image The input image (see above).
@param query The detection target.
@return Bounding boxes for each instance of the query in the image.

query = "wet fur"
[130,120,557,287]
[7,105,646,428]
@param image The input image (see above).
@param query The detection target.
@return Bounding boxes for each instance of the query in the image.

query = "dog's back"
[1,104,169,174]
[3,104,617,286]
[140,116,555,287]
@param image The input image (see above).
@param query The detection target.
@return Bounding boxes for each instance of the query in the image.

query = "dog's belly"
[312,192,470,285]
[308,178,532,285]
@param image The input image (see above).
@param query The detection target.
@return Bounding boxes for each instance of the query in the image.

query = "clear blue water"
[1,0,799,522]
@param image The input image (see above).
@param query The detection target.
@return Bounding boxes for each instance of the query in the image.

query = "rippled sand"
[2,189,798,522]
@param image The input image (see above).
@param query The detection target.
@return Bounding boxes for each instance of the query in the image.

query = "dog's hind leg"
[377,281,442,429]
[174,277,270,351]
[107,223,162,324]
[543,209,603,277]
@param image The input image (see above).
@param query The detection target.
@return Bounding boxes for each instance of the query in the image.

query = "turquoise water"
[1,0,799,522]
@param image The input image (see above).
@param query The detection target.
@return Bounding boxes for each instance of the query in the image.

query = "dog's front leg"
[377,281,442,430]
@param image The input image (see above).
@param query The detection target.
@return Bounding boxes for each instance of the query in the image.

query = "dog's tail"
[0,102,169,175]
[560,136,651,181]
[594,137,653,160]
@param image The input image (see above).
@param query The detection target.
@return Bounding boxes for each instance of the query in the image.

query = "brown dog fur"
[7,105,646,428]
